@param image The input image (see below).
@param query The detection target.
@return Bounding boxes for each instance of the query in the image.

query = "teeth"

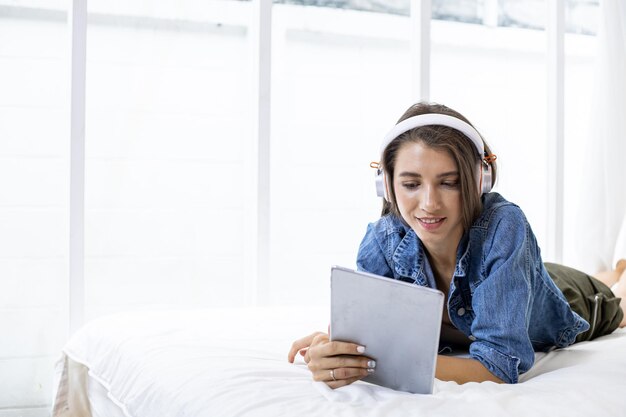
[420,218,442,224]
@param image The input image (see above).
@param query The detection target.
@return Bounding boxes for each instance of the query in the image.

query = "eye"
[442,180,459,188]
[402,182,419,190]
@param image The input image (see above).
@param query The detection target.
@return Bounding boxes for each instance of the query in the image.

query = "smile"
[418,217,444,224]
[417,217,446,230]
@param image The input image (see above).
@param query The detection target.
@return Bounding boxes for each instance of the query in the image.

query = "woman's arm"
[289,333,504,388]
[436,355,504,384]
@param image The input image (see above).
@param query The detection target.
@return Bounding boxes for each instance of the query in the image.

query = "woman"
[287,102,626,387]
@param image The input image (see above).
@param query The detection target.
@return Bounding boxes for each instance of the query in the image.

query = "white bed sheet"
[60,306,626,417]
[87,373,127,417]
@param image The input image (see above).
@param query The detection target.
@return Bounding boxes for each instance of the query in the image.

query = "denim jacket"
[356,192,589,384]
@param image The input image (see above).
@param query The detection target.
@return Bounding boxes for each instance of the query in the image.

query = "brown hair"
[380,102,497,231]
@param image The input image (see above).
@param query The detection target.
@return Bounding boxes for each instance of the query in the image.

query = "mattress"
[53,305,626,417]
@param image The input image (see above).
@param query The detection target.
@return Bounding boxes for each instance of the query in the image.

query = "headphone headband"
[375,113,494,198]
[379,113,485,157]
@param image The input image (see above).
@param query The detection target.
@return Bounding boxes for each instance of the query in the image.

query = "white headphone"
[374,114,495,201]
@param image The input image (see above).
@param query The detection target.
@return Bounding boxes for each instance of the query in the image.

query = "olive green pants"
[545,263,623,343]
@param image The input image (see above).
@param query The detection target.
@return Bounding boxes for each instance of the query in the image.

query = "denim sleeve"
[468,206,536,384]
[355,221,394,278]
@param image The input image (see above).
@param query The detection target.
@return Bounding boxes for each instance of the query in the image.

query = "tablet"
[330,266,444,394]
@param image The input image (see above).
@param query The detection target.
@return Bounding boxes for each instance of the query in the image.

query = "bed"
[52,304,626,417]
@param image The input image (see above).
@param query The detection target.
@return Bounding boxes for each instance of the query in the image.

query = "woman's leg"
[607,261,626,327]
[546,262,624,340]
[592,259,626,288]
[593,259,626,327]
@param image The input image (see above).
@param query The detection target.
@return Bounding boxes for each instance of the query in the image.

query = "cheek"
[447,195,463,218]
[394,189,416,213]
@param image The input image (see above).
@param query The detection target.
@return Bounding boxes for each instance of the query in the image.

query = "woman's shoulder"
[471,192,537,258]
[474,192,528,230]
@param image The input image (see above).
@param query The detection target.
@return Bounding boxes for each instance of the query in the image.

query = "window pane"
[562,32,596,267]
[499,0,599,34]
[272,0,410,15]
[270,5,412,304]
[433,0,482,23]
[430,15,550,251]
[85,0,253,319]
[0,2,68,411]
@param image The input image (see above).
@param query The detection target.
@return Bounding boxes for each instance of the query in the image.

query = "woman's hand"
[287,332,375,389]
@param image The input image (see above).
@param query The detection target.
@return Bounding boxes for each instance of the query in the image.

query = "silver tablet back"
[330,266,444,394]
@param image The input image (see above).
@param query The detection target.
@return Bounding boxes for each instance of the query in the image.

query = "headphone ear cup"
[480,161,492,194]
[383,171,390,201]
[375,168,388,201]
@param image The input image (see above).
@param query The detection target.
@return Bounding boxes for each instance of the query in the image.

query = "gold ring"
[330,369,337,381]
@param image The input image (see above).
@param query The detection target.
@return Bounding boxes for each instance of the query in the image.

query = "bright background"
[0,0,602,415]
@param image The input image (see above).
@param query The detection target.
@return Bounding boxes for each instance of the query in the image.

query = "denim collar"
[454,233,471,278]
[391,228,423,283]
[391,227,471,286]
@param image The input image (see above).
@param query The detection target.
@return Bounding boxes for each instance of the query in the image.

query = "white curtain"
[574,0,626,273]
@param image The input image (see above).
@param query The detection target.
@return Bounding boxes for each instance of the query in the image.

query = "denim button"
[457,307,466,316]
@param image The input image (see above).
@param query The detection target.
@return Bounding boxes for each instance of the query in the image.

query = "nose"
[420,184,441,212]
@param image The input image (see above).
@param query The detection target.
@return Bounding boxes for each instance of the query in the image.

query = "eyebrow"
[397,171,459,178]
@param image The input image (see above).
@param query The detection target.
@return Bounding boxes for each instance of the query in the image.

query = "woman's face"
[392,141,464,253]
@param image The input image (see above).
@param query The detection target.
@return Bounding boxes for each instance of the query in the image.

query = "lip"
[416,217,446,232]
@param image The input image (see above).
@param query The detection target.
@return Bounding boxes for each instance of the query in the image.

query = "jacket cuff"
[469,342,522,384]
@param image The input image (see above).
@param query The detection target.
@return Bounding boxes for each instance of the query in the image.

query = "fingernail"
[367,360,376,368]
[357,346,365,353]
[367,368,375,373]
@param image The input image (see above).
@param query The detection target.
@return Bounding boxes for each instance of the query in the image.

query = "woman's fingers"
[289,332,374,390]
[289,335,366,363]
[298,332,330,363]
[307,355,375,372]
[311,366,372,384]
[309,339,366,359]
[326,375,366,389]
[287,332,325,363]
[308,353,375,389]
